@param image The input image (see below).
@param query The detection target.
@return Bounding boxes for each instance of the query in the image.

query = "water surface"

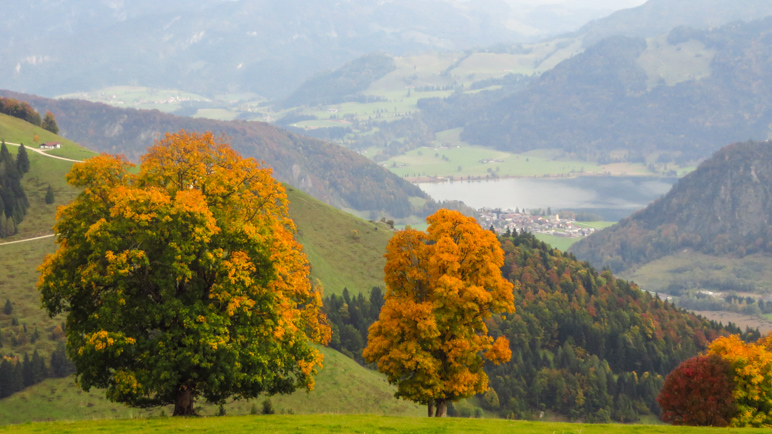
[418,176,677,221]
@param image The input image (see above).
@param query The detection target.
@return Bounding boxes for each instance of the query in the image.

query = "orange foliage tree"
[38,131,330,415]
[707,335,772,427]
[363,209,515,416]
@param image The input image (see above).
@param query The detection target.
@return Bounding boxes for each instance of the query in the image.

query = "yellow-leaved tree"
[708,335,772,427]
[38,131,330,415]
[363,209,515,416]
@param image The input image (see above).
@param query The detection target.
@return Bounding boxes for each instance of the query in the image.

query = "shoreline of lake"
[417,175,678,222]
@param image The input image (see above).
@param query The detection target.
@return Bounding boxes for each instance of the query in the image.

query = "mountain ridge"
[570,140,772,273]
[0,89,429,219]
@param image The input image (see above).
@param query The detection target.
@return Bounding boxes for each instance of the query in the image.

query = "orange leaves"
[704,334,772,427]
[364,209,515,406]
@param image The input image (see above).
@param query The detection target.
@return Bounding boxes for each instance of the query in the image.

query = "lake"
[418,175,678,221]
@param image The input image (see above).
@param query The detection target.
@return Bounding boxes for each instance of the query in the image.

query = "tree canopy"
[38,131,330,415]
[41,110,59,134]
[363,209,515,417]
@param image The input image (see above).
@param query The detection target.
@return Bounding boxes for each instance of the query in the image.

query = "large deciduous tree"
[363,209,515,417]
[657,354,737,426]
[38,131,330,416]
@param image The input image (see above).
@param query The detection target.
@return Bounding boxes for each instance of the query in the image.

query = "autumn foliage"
[38,131,330,415]
[659,333,772,427]
[657,354,737,426]
[363,209,515,416]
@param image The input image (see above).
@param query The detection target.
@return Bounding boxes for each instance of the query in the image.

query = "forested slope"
[485,232,741,422]
[324,231,742,422]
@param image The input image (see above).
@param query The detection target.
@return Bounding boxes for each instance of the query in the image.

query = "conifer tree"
[0,358,13,398]
[0,141,10,164]
[31,350,47,384]
[45,185,55,204]
[22,353,33,387]
[16,144,29,174]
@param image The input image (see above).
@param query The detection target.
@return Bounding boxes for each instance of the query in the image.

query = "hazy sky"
[503,0,648,8]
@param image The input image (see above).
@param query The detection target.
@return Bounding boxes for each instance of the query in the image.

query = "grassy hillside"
[0,413,746,433]
[0,114,412,424]
[0,346,422,425]
[287,187,392,297]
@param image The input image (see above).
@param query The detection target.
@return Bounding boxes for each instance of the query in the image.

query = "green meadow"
[0,414,762,433]
[0,347,423,426]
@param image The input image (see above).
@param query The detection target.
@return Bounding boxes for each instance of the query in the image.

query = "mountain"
[572,0,772,46]
[458,17,772,162]
[0,90,429,219]
[278,53,397,109]
[0,0,546,99]
[570,140,772,274]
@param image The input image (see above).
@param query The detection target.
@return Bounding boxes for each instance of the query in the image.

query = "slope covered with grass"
[0,114,409,424]
[0,346,422,425]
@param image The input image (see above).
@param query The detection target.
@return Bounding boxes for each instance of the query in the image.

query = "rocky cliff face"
[570,140,772,272]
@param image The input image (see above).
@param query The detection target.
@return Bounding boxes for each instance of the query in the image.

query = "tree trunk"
[428,401,434,417]
[434,399,447,417]
[173,386,195,416]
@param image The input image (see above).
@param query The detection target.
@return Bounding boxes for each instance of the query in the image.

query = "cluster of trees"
[658,334,772,427]
[677,291,772,316]
[0,141,30,237]
[319,223,740,422]
[0,97,58,134]
[479,231,737,422]
[323,287,383,364]
[0,345,74,398]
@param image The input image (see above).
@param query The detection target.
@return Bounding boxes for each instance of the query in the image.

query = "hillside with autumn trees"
[324,230,747,422]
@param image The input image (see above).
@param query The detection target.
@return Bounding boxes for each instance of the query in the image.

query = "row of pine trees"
[0,141,30,237]
[0,345,74,398]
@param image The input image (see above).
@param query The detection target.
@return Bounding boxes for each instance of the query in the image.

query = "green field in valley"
[534,233,582,252]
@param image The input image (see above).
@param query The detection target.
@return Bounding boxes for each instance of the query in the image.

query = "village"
[476,208,598,238]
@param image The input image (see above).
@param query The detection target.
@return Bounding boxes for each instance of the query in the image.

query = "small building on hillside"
[40,142,61,149]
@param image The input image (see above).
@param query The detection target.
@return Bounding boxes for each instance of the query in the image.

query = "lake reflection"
[418,176,677,221]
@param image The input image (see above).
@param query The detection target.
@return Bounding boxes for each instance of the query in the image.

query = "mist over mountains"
[0,0,614,99]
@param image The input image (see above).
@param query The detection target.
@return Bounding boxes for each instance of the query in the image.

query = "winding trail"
[0,142,84,246]
[0,234,56,246]
[5,141,84,163]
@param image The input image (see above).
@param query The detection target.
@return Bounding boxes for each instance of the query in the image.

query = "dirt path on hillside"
[5,141,84,163]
